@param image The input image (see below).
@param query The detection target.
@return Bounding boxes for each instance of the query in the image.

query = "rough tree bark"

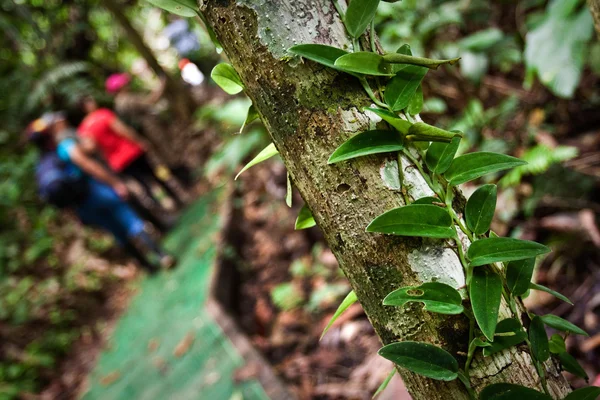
[200,1,572,398]
[589,0,600,38]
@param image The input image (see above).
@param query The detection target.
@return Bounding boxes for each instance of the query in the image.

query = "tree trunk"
[102,0,194,120]
[589,0,600,38]
[200,1,572,398]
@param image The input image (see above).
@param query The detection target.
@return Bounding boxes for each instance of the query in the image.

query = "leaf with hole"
[364,107,412,134]
[295,204,316,230]
[344,0,380,38]
[378,341,458,381]
[470,268,502,341]
[444,152,526,185]
[373,369,395,399]
[506,258,535,297]
[367,204,455,238]
[321,290,357,339]
[467,237,550,267]
[145,0,197,17]
[407,122,459,143]
[465,184,497,235]
[288,44,348,70]
[559,352,588,379]
[549,334,566,354]
[211,63,244,95]
[529,315,549,362]
[328,130,404,164]
[480,383,552,400]
[540,314,588,336]
[334,52,394,76]
[529,283,573,305]
[564,386,600,400]
[235,143,278,180]
[382,53,461,70]
[425,136,461,174]
[483,318,527,356]
[384,66,427,111]
[407,85,423,115]
[383,282,463,315]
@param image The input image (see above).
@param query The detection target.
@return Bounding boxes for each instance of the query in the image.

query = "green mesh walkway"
[83,188,269,400]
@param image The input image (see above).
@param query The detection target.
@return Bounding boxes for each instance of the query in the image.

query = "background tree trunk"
[200,1,572,398]
[589,0,600,38]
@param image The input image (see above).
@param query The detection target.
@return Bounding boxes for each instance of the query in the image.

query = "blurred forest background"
[1,0,600,398]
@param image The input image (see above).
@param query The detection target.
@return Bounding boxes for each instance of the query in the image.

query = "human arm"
[110,118,149,150]
[68,144,129,198]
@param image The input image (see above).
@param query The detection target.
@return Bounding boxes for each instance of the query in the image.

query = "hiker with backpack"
[27,112,175,272]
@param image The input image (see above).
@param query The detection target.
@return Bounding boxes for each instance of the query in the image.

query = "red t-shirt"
[78,108,143,172]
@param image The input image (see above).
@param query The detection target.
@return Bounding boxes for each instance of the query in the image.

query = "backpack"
[36,152,88,208]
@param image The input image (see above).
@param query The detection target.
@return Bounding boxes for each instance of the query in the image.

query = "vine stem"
[360,78,388,109]
[457,371,477,400]
[332,0,344,19]
[397,152,411,205]
[370,20,376,52]
[401,148,435,190]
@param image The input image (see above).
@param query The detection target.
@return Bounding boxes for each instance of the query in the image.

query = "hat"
[105,73,131,93]
[25,112,65,140]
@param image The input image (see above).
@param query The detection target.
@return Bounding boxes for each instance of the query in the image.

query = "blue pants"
[76,179,145,244]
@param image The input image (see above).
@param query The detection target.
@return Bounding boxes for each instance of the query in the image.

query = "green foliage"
[425,136,461,174]
[378,341,459,381]
[321,290,357,339]
[549,334,567,354]
[334,52,395,76]
[383,282,463,315]
[384,65,427,111]
[469,268,502,341]
[500,145,578,187]
[465,184,497,235]
[558,352,588,379]
[235,143,279,180]
[270,282,304,311]
[288,44,349,69]
[145,0,198,17]
[480,383,552,400]
[467,237,550,267]
[344,0,381,38]
[444,152,526,186]
[529,282,573,305]
[295,204,316,230]
[367,204,455,238]
[482,319,527,357]
[506,258,535,297]
[328,130,404,164]
[211,63,245,95]
[539,314,588,336]
[529,316,550,362]
[564,386,600,400]
[373,369,396,399]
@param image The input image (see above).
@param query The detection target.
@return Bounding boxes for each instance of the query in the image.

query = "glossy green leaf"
[482,318,527,356]
[211,63,244,95]
[529,316,550,362]
[540,314,588,336]
[407,122,459,143]
[382,53,461,70]
[295,204,316,230]
[146,0,197,17]
[564,386,600,400]
[548,334,566,354]
[392,44,413,73]
[286,172,292,207]
[384,66,427,111]
[288,44,348,70]
[321,290,358,339]
[413,196,440,205]
[366,204,455,238]
[559,352,588,379]
[364,107,412,134]
[470,268,502,341]
[506,258,535,297]
[239,104,259,134]
[383,282,463,315]
[465,184,497,235]
[480,383,552,400]
[378,341,458,381]
[467,237,550,267]
[373,369,395,399]
[407,85,423,115]
[235,143,278,180]
[529,283,573,305]
[328,130,404,164]
[334,52,394,76]
[444,152,526,185]
[425,136,461,174]
[344,0,380,38]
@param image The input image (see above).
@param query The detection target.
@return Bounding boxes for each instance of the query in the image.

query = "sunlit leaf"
[321,290,358,339]
[328,130,404,164]
[465,184,497,235]
[373,369,396,399]
[383,282,463,315]
[407,122,459,143]
[539,314,588,336]
[564,386,600,400]
[483,318,527,356]
[444,152,526,185]
[239,104,259,134]
[288,44,348,70]
[470,268,502,341]
[378,341,458,381]
[334,52,394,76]
[529,315,550,362]
[211,63,244,95]
[529,283,573,305]
[407,85,423,115]
[295,204,316,230]
[506,258,535,297]
[467,237,550,267]
[384,66,427,111]
[364,107,412,134]
[480,383,552,400]
[549,334,566,354]
[367,204,455,238]
[382,53,461,70]
[235,143,278,180]
[344,0,381,38]
[425,136,461,174]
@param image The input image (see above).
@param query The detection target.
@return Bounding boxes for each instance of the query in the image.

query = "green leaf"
[384,66,428,111]
[286,172,292,207]
[444,152,526,185]
[378,341,458,381]
[506,258,535,297]
[383,282,463,315]
[564,386,600,400]
[482,318,527,356]
[465,184,497,235]
[239,104,259,134]
[334,52,394,76]
[467,237,550,267]
[529,315,550,362]
[382,53,461,70]
[548,334,566,354]
[470,268,502,341]
[321,290,358,339]
[413,196,440,205]
[407,85,423,115]
[288,44,348,70]
[328,130,404,164]
[539,314,588,336]
[407,122,459,143]
[373,369,395,399]
[364,107,412,134]
[235,143,278,180]
[145,0,197,17]
[480,383,552,400]
[458,28,504,52]
[344,0,380,38]
[295,204,316,230]
[425,136,461,174]
[366,204,455,238]
[558,352,588,379]
[211,63,244,95]
[529,283,573,305]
